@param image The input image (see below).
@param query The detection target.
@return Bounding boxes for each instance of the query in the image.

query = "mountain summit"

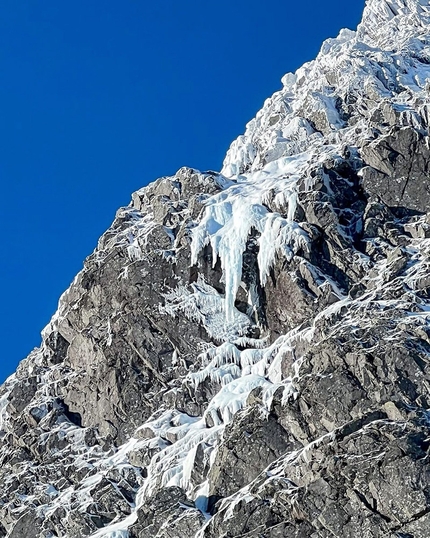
[1,1,430,537]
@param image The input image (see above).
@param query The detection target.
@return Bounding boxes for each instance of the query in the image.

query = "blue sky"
[0,0,364,383]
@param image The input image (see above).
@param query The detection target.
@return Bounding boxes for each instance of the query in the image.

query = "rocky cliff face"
[1,1,430,536]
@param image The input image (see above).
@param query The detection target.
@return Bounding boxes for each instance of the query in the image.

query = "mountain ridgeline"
[1,0,430,536]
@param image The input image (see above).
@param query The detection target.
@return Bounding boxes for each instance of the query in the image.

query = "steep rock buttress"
[1,1,430,537]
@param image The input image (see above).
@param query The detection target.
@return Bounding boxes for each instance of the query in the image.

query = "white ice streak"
[191,155,311,321]
[204,374,273,426]
[161,276,252,342]
[0,391,10,433]
[187,343,242,389]
[130,324,312,516]
[138,414,218,500]
[125,212,158,262]
[0,374,17,434]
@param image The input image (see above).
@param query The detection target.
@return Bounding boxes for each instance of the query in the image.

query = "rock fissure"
[352,488,392,523]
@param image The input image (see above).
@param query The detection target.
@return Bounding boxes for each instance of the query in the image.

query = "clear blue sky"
[0,0,364,383]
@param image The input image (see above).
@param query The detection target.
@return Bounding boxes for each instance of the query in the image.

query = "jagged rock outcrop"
[1,0,430,536]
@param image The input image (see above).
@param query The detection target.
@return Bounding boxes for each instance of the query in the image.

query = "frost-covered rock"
[1,0,430,536]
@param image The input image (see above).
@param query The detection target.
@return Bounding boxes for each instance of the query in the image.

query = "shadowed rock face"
[1,1,430,537]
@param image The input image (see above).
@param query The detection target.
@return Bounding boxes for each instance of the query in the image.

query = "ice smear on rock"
[203,375,273,426]
[161,276,253,343]
[191,154,311,320]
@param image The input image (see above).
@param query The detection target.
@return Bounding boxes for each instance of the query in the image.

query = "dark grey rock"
[361,127,430,213]
[208,405,297,509]
[8,512,43,538]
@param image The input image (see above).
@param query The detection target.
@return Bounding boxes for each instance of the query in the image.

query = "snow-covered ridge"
[222,0,430,179]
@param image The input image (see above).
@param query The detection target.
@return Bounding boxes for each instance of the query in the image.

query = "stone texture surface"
[1,1,430,537]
